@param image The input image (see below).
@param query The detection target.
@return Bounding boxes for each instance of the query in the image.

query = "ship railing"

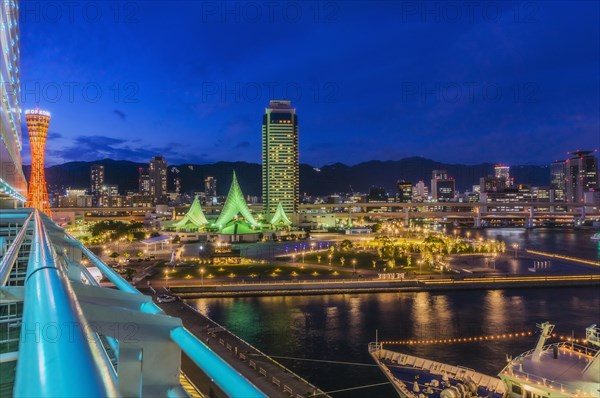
[501,342,598,396]
[510,341,598,364]
[368,342,382,353]
[586,324,600,347]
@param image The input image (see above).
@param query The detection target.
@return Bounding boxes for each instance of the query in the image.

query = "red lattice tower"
[25,108,52,215]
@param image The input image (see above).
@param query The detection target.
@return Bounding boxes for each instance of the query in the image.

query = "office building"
[494,164,513,188]
[0,1,27,207]
[262,100,299,219]
[396,180,413,203]
[139,167,151,195]
[367,186,387,202]
[91,164,104,206]
[412,181,429,202]
[205,176,217,197]
[90,164,104,194]
[480,175,508,193]
[149,156,167,204]
[565,150,598,203]
[550,160,566,203]
[431,170,455,202]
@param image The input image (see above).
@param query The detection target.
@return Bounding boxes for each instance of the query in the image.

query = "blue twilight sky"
[19,0,599,166]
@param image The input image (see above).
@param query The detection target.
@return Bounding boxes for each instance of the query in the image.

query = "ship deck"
[369,344,506,398]
[500,342,600,396]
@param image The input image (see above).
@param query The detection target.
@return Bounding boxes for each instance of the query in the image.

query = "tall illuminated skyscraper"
[262,100,299,219]
[0,0,27,205]
[25,108,51,215]
[204,176,217,198]
[91,164,104,193]
[494,164,513,188]
[565,150,598,203]
[149,155,167,204]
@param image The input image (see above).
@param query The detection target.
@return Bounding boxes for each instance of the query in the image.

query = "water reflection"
[460,228,600,261]
[189,287,599,398]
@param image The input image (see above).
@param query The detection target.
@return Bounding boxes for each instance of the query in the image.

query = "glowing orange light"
[25,109,52,215]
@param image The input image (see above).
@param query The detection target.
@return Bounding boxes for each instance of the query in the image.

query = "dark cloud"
[114,109,127,121]
[46,135,213,165]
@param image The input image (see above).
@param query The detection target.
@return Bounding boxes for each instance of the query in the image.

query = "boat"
[591,232,600,241]
[369,322,600,398]
[499,322,599,397]
[368,343,506,398]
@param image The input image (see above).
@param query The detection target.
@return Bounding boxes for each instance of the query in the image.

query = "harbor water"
[188,229,600,397]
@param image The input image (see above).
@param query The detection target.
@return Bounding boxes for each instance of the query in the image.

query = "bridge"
[0,208,268,397]
[50,201,599,227]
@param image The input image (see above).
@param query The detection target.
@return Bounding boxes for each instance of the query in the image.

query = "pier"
[156,299,329,398]
[168,274,600,298]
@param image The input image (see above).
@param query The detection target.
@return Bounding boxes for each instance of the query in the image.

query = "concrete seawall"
[170,274,600,298]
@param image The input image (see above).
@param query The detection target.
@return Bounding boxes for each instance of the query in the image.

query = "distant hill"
[23,157,550,196]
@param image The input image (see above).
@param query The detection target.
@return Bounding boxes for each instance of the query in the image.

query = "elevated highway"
[50,201,599,226]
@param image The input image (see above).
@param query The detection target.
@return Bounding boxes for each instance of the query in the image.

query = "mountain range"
[23,157,550,196]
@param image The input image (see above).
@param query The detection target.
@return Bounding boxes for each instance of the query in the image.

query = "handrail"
[65,228,267,398]
[0,211,33,285]
[14,210,118,397]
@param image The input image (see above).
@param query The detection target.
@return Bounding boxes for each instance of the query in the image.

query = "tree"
[340,239,354,252]
[109,251,120,263]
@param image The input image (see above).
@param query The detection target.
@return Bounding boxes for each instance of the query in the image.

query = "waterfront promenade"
[155,299,329,398]
[168,273,600,298]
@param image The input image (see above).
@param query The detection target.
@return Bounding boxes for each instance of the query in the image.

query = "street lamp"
[200,267,205,286]
[164,269,169,289]
[352,259,356,274]
[328,254,332,266]
[512,243,520,259]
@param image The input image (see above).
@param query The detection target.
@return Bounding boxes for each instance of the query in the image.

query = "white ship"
[369,322,600,398]
[500,322,599,398]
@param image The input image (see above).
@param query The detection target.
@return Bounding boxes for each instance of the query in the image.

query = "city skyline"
[18,1,599,166]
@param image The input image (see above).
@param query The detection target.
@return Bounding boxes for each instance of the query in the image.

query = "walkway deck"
[157,299,329,398]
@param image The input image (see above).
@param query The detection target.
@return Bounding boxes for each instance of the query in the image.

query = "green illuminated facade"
[172,195,208,230]
[215,171,259,229]
[270,202,292,227]
[262,100,298,221]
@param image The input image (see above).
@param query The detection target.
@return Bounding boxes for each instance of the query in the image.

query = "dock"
[157,300,329,398]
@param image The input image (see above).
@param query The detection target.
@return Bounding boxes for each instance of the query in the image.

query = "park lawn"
[303,251,413,270]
